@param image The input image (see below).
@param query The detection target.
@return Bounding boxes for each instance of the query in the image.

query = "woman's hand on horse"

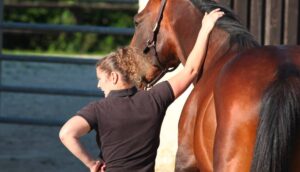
[201,8,224,33]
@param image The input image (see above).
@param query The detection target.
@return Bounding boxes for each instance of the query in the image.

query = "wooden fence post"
[265,0,283,45]
[250,0,264,44]
[233,0,249,27]
[284,0,299,45]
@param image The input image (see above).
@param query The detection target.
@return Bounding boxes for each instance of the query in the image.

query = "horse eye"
[134,20,139,27]
[134,14,143,27]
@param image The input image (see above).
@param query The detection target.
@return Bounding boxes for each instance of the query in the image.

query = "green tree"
[3,0,136,55]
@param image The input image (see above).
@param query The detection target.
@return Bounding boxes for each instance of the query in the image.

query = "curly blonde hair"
[96,47,147,87]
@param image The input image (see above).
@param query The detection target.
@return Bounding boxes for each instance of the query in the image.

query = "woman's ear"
[111,72,119,85]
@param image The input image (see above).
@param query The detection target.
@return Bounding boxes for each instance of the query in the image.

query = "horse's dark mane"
[190,0,260,50]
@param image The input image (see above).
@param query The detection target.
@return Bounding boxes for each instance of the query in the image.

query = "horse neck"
[172,23,233,74]
[168,1,234,73]
[167,0,203,65]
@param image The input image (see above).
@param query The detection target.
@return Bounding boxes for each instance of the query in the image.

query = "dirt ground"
[155,65,193,172]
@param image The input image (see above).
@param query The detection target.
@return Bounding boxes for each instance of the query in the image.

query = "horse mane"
[190,0,260,51]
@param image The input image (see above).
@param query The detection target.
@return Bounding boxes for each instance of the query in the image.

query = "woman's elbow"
[191,69,199,78]
[187,67,199,79]
[59,127,68,143]
[59,126,75,143]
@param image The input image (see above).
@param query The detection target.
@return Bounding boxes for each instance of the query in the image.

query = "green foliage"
[3,1,136,55]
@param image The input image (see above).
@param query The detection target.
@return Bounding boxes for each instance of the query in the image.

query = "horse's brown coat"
[131,0,300,171]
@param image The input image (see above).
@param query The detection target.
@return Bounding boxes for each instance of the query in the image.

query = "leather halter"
[143,0,178,89]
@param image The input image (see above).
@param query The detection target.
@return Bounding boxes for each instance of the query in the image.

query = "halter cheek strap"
[144,0,167,55]
[143,0,178,89]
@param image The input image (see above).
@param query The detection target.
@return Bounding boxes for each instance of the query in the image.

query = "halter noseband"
[143,0,178,89]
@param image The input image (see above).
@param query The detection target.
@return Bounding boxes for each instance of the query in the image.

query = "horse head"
[130,0,201,88]
[130,0,259,89]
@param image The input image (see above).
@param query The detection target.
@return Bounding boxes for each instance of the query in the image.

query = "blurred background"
[0,0,186,171]
[0,0,299,172]
[0,0,137,171]
[2,0,136,55]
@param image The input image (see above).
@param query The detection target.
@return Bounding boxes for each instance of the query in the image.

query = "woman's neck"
[114,81,134,90]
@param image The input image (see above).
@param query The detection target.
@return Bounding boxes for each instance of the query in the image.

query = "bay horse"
[130,0,300,171]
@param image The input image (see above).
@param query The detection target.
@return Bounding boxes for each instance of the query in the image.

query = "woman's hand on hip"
[89,160,106,172]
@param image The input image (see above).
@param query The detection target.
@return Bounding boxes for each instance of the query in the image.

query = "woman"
[59,9,224,172]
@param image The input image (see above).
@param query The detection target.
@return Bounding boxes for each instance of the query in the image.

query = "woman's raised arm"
[168,9,224,98]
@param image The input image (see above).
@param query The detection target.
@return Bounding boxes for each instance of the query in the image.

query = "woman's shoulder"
[135,81,174,101]
[149,81,173,95]
[86,98,109,109]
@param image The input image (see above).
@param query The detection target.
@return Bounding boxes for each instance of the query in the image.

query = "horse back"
[216,45,300,103]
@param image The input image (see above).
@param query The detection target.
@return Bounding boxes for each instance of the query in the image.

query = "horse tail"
[251,63,300,172]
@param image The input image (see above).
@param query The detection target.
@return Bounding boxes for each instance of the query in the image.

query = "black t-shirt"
[77,81,175,172]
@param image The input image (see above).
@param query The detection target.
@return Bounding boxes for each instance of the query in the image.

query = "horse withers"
[130,0,300,171]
